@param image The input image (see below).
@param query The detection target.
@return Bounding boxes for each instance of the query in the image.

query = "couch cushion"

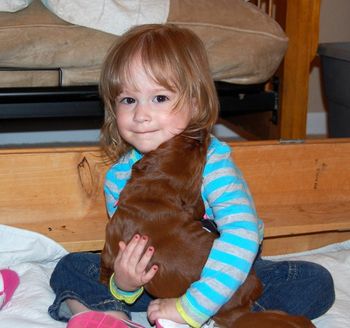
[0,0,287,87]
[168,0,288,84]
[0,70,58,87]
[0,0,117,69]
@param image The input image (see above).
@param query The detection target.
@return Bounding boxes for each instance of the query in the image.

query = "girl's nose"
[133,102,151,123]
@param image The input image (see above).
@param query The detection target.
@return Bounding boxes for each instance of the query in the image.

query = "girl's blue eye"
[120,97,135,104]
[154,95,169,103]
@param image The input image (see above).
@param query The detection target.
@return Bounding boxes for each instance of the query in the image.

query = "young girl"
[48,24,335,328]
[0,269,19,310]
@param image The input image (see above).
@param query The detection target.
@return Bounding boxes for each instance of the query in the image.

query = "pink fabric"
[67,311,145,328]
[0,269,20,310]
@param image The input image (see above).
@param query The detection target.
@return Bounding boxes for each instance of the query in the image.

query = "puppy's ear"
[100,243,114,285]
[100,222,118,284]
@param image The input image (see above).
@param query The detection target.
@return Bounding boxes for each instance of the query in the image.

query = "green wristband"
[109,273,144,304]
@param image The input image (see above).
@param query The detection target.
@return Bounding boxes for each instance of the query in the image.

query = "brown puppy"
[100,131,211,297]
[100,131,314,328]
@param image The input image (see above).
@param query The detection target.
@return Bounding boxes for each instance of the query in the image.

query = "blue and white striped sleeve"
[177,137,261,327]
[104,150,141,218]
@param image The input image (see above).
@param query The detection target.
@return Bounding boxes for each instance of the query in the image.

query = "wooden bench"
[1,138,349,255]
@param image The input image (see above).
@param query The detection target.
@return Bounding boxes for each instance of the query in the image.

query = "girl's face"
[115,59,194,153]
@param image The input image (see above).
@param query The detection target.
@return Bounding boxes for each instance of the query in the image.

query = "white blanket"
[0,224,67,328]
[0,224,349,327]
[41,0,170,36]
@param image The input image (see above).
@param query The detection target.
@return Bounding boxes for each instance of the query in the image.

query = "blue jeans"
[48,252,153,322]
[48,252,334,322]
[252,257,335,318]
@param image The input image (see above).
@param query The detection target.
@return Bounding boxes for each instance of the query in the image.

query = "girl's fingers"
[136,245,155,273]
[147,299,160,323]
[114,234,156,287]
[119,234,141,264]
[141,264,158,284]
[149,298,163,315]
[116,241,126,259]
[127,235,149,267]
[113,241,126,271]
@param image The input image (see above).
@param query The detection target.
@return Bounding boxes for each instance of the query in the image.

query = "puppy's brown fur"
[100,132,314,328]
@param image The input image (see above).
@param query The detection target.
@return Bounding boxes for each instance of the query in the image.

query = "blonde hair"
[100,24,219,162]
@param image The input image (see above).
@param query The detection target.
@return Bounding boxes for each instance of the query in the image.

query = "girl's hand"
[147,298,186,324]
[113,234,158,291]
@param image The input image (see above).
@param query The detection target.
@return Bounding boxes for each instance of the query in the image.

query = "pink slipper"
[67,311,146,328]
[0,269,20,310]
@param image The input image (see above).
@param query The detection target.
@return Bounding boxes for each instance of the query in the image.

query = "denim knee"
[253,258,335,320]
[306,261,335,318]
[50,252,99,289]
[49,252,130,322]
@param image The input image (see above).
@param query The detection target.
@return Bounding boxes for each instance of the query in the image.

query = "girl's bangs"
[107,26,193,110]
[111,52,178,97]
[141,44,181,94]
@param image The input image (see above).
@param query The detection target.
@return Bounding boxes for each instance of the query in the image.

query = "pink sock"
[67,311,146,328]
[0,269,20,310]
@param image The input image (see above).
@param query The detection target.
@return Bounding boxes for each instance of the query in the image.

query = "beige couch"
[0,0,287,88]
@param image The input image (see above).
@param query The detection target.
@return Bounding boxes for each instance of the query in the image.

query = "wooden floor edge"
[265,226,350,238]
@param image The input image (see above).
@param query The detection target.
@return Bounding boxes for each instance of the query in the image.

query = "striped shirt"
[104,135,264,327]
